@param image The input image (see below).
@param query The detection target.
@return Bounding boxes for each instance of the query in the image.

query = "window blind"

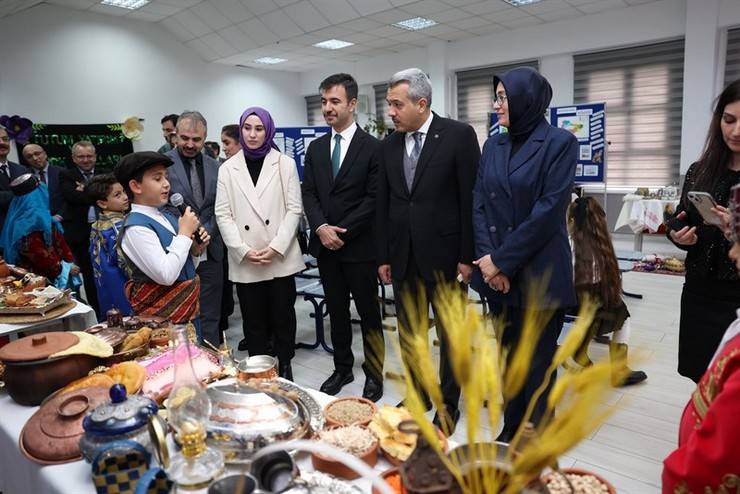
[456,60,539,147]
[574,39,685,186]
[725,27,740,88]
[305,95,322,126]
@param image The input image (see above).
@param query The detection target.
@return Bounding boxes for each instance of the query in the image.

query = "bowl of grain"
[323,396,377,428]
[543,468,617,494]
[311,424,378,480]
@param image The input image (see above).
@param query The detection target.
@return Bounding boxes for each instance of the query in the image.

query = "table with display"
[0,299,98,341]
[0,386,420,494]
[614,195,680,251]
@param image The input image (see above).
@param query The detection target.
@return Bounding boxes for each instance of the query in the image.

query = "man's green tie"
[331,134,342,178]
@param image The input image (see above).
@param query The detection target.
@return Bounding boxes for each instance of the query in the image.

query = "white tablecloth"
[0,387,403,494]
[0,299,97,339]
[614,196,680,234]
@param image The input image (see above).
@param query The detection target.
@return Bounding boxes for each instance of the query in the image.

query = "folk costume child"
[567,196,647,386]
[87,173,132,316]
[114,152,209,334]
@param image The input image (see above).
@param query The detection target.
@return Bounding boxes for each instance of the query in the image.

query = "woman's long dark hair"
[568,197,622,308]
[693,79,740,194]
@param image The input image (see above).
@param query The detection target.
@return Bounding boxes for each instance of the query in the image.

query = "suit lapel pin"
[434,134,439,138]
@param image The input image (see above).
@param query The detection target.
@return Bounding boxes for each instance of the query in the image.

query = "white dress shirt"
[330,122,358,171]
[405,112,434,157]
[121,204,199,286]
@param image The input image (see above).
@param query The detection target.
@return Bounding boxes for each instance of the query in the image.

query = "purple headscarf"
[239,106,280,161]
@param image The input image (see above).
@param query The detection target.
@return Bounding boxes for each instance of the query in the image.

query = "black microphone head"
[170,193,184,207]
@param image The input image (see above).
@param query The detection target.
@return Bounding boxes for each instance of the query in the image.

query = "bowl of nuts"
[543,468,616,494]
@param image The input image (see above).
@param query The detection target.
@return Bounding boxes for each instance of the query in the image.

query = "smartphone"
[687,191,723,226]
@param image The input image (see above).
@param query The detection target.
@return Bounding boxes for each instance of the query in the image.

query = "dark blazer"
[59,167,95,241]
[43,164,64,216]
[376,113,480,281]
[0,161,28,232]
[472,119,578,308]
[301,126,380,262]
[164,149,224,262]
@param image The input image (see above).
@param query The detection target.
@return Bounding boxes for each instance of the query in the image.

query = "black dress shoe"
[396,395,432,412]
[433,405,461,436]
[279,362,293,381]
[238,339,248,351]
[362,376,383,402]
[496,428,515,444]
[320,370,354,395]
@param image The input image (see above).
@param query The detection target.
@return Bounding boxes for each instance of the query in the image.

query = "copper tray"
[0,293,70,315]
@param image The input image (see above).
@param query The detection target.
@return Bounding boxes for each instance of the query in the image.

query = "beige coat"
[215,148,305,283]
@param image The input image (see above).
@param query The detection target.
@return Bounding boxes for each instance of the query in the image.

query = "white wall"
[299,0,740,178]
[0,3,306,154]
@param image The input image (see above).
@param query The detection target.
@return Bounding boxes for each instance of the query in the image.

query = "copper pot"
[0,332,100,406]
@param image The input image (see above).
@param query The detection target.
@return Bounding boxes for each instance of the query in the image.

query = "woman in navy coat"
[472,67,578,441]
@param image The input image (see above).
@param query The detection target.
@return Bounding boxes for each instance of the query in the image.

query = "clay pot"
[3,353,100,406]
[0,332,100,406]
[311,426,379,480]
[542,468,617,494]
[323,396,378,428]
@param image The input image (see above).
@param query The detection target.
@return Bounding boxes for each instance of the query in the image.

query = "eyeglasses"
[0,136,9,143]
[493,94,508,105]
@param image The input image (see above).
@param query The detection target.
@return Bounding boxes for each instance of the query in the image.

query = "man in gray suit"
[165,111,224,346]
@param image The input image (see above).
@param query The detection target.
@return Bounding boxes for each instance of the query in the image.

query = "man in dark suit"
[21,143,64,219]
[0,125,27,234]
[302,73,385,401]
[59,140,99,317]
[165,111,224,346]
[376,68,481,434]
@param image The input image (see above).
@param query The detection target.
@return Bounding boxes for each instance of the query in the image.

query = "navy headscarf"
[493,67,552,137]
[238,106,280,161]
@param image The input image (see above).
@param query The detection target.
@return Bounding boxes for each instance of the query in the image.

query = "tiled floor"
[223,264,688,493]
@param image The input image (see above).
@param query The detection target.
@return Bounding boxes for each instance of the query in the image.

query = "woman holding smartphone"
[667,79,740,382]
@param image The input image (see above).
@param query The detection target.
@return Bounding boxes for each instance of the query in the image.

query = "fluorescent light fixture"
[254,57,287,65]
[502,0,543,6]
[314,39,355,50]
[393,17,438,31]
[100,0,149,9]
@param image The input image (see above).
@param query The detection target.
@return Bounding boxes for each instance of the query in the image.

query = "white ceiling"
[0,0,660,71]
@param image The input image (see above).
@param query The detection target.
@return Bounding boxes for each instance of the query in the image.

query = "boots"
[610,343,647,387]
[279,360,293,381]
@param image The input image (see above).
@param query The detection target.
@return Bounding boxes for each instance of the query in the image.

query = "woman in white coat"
[215,106,305,380]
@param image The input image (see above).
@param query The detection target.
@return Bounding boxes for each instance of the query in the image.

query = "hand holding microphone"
[171,193,204,244]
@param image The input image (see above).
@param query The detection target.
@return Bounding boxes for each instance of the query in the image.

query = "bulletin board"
[488,101,606,184]
[274,126,330,181]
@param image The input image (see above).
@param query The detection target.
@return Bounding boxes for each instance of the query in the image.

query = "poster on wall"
[488,101,606,184]
[274,126,330,181]
[16,123,134,173]
[550,103,606,183]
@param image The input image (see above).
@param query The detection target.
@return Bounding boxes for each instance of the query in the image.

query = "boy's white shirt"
[120,204,201,286]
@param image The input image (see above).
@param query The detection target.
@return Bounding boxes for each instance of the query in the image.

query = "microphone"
[170,193,203,244]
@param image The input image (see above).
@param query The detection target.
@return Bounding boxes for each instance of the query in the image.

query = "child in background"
[567,196,647,386]
[87,173,132,316]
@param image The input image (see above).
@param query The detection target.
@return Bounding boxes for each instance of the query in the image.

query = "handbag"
[276,155,309,255]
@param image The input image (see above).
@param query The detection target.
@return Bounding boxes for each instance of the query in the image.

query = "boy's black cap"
[114,151,173,186]
[10,173,40,196]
